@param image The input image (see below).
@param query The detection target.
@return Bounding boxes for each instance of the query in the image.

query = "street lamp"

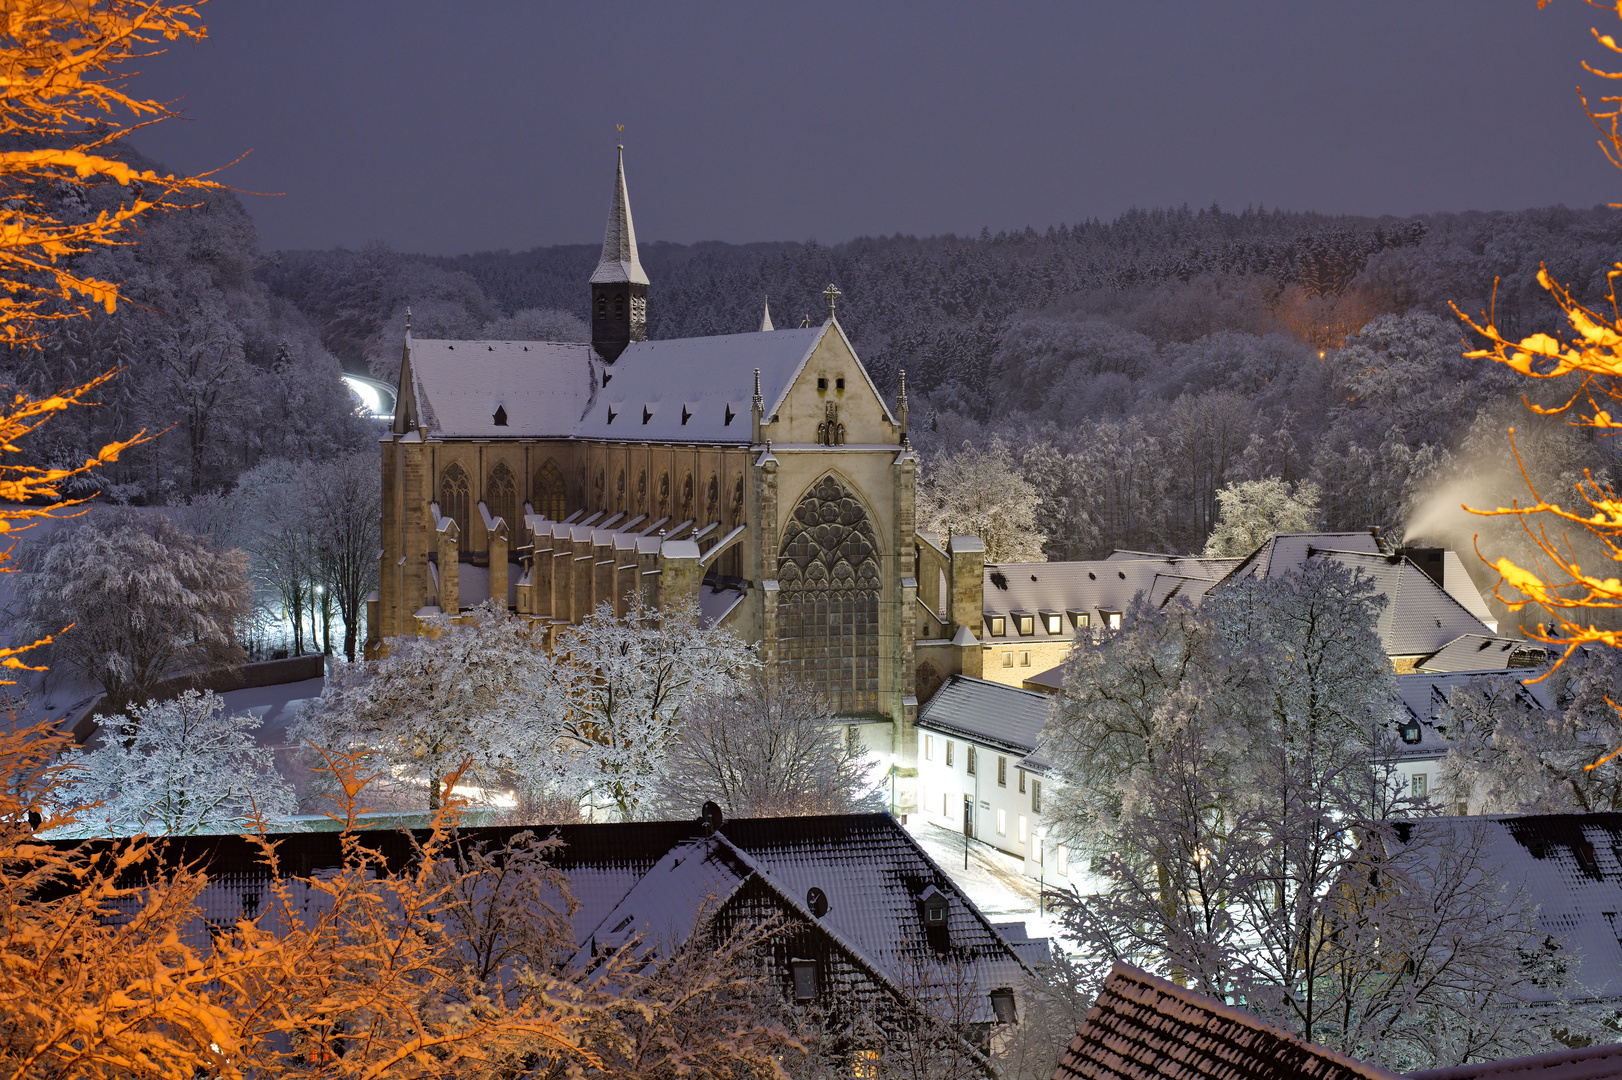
[1034,827,1048,916]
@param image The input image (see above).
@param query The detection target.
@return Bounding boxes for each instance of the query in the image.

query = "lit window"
[847,724,859,751]
[925,734,933,761]
[1019,651,1031,667]
[1018,615,1034,636]
[1032,779,1042,812]
[1412,773,1429,798]
[996,808,1006,835]
[946,741,954,767]
[1044,613,1062,634]
[1002,652,1013,668]
[1073,611,1089,628]
[989,616,1006,636]
[1018,814,1027,842]
[1057,844,1069,875]
[1018,768,1026,793]
[1105,611,1122,631]
[853,1050,881,1079]
[997,756,1007,787]
[967,746,976,775]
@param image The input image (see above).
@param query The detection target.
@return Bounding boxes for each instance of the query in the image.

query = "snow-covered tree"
[918,439,1046,562]
[1202,477,1321,557]
[58,689,295,836]
[232,457,319,655]
[1440,650,1622,813]
[655,676,879,819]
[480,307,588,342]
[308,451,381,661]
[533,595,756,821]
[1044,561,1571,1070]
[18,512,250,708]
[293,600,550,811]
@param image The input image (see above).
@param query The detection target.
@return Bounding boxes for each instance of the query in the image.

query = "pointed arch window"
[438,463,471,543]
[533,460,566,522]
[778,474,881,714]
[485,462,517,537]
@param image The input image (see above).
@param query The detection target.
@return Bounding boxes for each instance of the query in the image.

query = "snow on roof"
[917,674,1051,758]
[589,146,648,286]
[1406,1042,1622,1080]
[1416,634,1545,674]
[1405,814,1622,1004]
[1442,550,1498,632]
[406,339,593,438]
[1389,668,1551,763]
[982,555,1243,642]
[1054,962,1401,1080]
[572,837,751,963]
[1217,532,1385,583]
[698,581,746,628]
[574,327,824,442]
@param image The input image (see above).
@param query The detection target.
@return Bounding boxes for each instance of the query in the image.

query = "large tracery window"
[438,462,470,543]
[485,462,517,537]
[533,460,566,521]
[778,474,881,714]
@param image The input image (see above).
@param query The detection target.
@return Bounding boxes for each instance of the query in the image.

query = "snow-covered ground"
[905,817,1070,946]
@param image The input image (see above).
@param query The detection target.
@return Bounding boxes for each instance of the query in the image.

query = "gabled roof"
[1389,668,1552,762]
[1416,634,1545,674]
[917,674,1051,758]
[1216,532,1384,582]
[1053,962,1400,1080]
[982,556,1239,641]
[590,146,648,286]
[403,339,593,439]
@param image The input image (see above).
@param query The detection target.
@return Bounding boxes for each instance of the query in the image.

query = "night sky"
[129,1,1622,255]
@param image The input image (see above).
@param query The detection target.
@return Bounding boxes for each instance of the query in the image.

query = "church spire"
[760,295,774,332]
[589,146,649,363]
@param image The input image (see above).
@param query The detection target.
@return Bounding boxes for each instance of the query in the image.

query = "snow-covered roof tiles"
[1390,668,1552,763]
[1416,634,1546,674]
[981,555,1241,642]
[1054,962,1400,1080]
[1406,1042,1622,1080]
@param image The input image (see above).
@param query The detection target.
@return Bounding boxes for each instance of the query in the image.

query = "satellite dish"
[701,800,724,835]
[806,886,829,918]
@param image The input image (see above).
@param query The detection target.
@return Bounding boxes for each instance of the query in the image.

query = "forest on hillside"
[8,144,1622,602]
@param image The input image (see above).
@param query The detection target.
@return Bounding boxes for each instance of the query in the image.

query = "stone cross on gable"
[823,283,841,316]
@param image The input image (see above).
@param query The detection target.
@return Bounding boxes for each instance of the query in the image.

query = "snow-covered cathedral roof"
[589,145,648,286]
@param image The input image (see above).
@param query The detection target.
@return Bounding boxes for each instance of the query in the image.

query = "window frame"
[966,746,976,775]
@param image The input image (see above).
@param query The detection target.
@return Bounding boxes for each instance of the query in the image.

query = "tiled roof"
[1053,962,1400,1080]
[1389,669,1551,763]
[405,339,593,439]
[981,556,1240,642]
[917,674,1051,757]
[1404,1042,1622,1080]
[1416,634,1545,674]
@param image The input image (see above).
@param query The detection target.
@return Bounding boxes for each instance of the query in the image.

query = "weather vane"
[823,283,841,317]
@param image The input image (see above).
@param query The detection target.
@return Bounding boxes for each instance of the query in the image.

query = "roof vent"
[603,371,612,386]
[1030,574,1038,582]
[681,404,692,426]
[920,885,949,925]
[607,408,617,424]
[643,405,653,425]
[492,405,508,427]
[447,345,454,350]
[700,800,724,836]
[487,345,493,351]
[806,886,829,917]
[1118,571,1126,579]
[1088,572,1096,580]
[523,345,529,351]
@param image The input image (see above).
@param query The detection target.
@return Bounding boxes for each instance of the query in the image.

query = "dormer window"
[988,616,1006,637]
[1399,719,1422,744]
[492,405,508,427]
[1017,615,1034,636]
[1042,612,1062,634]
[1069,610,1089,629]
[1100,609,1122,631]
[920,886,949,925]
[990,988,1017,1024]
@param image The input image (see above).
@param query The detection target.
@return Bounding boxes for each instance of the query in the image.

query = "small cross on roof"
[823,283,841,316]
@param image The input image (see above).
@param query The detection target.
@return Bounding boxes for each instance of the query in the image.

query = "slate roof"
[918,675,1051,759]
[982,559,1222,644]
[1053,962,1400,1080]
[1211,538,1495,658]
[405,338,593,439]
[1405,1043,1622,1080]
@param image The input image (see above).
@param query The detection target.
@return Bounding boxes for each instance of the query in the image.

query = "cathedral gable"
[765,320,898,447]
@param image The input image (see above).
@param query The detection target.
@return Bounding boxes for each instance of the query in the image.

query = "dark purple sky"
[129,1,1622,255]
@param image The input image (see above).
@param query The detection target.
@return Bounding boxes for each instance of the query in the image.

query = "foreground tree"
[1201,477,1321,557]
[17,512,250,708]
[57,688,296,836]
[918,439,1046,562]
[293,600,545,811]
[0,0,223,345]
[535,595,757,820]
[656,675,879,818]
